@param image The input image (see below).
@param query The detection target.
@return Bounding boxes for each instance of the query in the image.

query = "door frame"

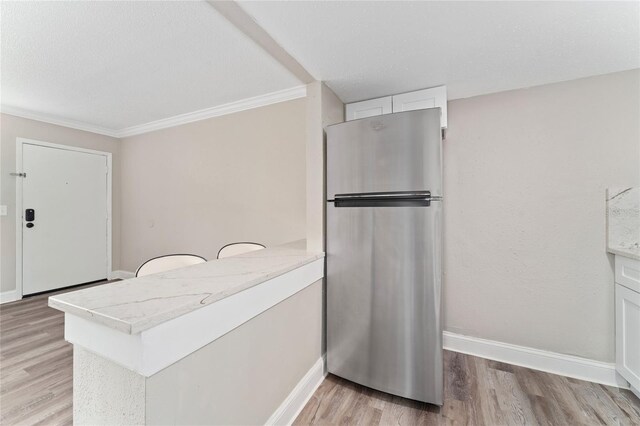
[15,137,113,299]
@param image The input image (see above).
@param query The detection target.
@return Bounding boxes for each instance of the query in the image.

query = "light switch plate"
[0,205,7,216]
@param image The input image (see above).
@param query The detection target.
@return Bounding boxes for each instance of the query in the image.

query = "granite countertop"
[607,245,640,261]
[49,240,324,334]
[606,187,640,261]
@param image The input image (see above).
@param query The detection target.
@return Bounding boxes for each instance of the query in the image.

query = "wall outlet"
[0,205,7,216]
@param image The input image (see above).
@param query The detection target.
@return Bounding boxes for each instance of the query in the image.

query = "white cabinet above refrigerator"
[345,96,392,121]
[345,86,447,128]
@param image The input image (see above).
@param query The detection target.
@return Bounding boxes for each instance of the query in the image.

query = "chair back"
[217,242,265,259]
[136,254,207,277]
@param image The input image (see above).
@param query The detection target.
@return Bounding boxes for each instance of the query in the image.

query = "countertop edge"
[47,298,134,334]
[607,247,640,261]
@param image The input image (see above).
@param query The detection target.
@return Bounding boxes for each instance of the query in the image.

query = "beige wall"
[119,98,307,271]
[305,82,344,358]
[0,114,122,293]
[146,280,323,425]
[305,82,344,253]
[443,69,640,362]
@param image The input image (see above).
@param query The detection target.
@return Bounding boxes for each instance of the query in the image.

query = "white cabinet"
[345,86,447,128]
[392,86,447,128]
[345,96,392,121]
[615,255,640,394]
[616,255,640,293]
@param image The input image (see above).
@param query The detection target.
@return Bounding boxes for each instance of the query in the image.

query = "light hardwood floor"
[0,282,109,426]
[295,355,640,425]
[1,285,639,425]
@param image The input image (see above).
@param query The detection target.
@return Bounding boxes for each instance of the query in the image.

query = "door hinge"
[10,172,27,177]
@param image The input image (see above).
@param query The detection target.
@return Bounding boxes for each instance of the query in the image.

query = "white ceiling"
[240,1,640,102]
[0,1,300,131]
[2,1,639,135]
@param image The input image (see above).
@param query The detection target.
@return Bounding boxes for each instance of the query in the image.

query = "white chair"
[217,242,265,259]
[135,254,207,277]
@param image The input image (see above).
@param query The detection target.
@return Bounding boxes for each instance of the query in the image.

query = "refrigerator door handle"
[329,191,442,207]
[332,191,430,200]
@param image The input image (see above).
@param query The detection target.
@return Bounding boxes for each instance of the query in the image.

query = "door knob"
[26,223,34,228]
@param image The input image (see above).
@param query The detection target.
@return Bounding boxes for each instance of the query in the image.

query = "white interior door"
[22,142,109,295]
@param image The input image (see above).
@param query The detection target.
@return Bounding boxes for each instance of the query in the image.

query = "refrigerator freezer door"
[326,108,442,200]
[326,201,443,404]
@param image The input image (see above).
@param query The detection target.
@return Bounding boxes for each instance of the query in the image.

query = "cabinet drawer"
[616,256,640,293]
[616,283,640,391]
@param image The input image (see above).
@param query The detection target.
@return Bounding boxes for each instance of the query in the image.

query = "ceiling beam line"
[207,0,315,84]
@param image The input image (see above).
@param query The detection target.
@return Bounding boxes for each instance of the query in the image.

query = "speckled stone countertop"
[49,240,324,334]
[607,187,640,261]
[607,246,640,261]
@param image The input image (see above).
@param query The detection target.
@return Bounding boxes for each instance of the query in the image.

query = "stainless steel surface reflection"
[326,109,443,405]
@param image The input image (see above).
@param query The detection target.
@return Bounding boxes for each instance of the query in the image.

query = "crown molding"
[1,85,308,140]
[0,106,120,138]
[116,85,307,138]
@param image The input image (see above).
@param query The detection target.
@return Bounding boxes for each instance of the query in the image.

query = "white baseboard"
[443,331,628,388]
[1,275,133,303]
[109,270,135,280]
[267,356,326,426]
[0,289,20,304]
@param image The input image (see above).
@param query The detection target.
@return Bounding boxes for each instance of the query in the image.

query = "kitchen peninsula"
[49,240,324,425]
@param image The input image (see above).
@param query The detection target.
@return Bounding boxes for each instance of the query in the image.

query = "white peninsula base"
[50,241,325,425]
[73,280,323,425]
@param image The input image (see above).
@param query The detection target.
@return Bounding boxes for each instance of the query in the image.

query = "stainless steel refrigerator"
[326,108,443,405]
